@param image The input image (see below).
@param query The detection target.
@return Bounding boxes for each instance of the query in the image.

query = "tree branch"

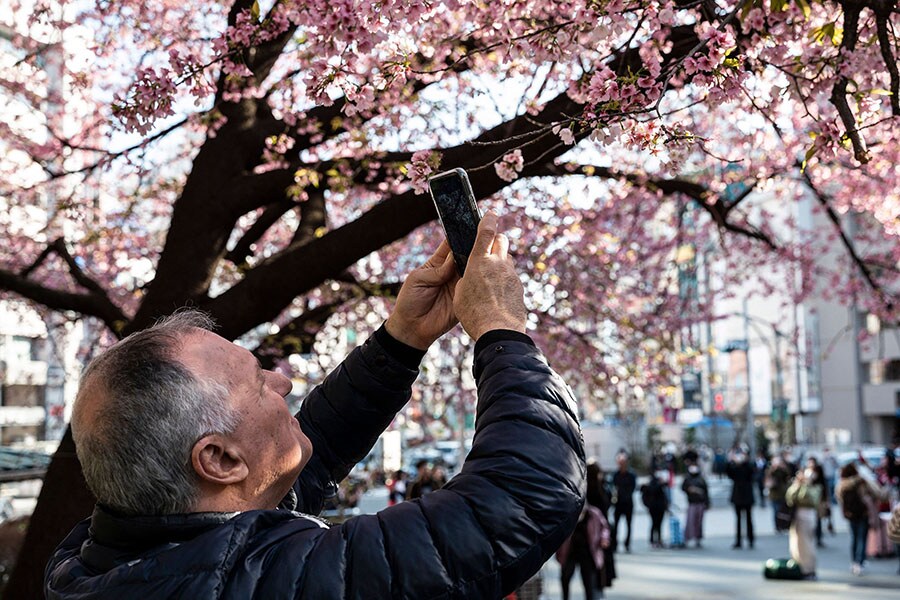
[800,168,891,308]
[290,188,327,247]
[46,117,190,180]
[0,268,127,332]
[874,13,900,116]
[20,244,56,279]
[252,299,348,369]
[225,201,299,265]
[11,238,129,331]
[251,277,402,368]
[534,163,776,249]
[831,3,869,162]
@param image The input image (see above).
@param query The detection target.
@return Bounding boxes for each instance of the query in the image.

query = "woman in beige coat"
[786,468,822,580]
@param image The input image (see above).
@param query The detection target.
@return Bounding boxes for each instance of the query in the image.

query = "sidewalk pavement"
[540,504,899,599]
[357,485,899,598]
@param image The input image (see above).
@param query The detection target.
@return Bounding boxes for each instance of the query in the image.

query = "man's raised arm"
[282,212,586,598]
[288,240,462,513]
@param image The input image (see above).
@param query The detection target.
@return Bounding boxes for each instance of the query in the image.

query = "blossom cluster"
[494,150,525,182]
[408,150,442,194]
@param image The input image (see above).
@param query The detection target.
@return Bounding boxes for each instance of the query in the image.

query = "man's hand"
[454,211,527,341]
[385,240,460,351]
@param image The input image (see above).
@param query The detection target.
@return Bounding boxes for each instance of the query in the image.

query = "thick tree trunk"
[5,429,93,600]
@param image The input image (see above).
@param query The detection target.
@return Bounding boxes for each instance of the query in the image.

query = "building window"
[11,336,42,362]
[865,359,900,384]
[889,360,900,382]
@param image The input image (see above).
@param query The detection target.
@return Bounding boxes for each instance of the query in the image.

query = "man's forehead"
[179,329,253,378]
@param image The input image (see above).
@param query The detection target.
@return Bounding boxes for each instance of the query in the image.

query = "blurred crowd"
[548,439,900,596]
[336,438,899,597]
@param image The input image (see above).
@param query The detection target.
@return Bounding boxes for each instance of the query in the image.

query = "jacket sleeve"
[296,338,586,599]
[289,333,419,514]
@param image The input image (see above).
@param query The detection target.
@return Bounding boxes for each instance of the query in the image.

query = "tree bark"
[5,430,93,600]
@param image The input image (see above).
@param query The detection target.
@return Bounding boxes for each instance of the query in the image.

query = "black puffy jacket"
[726,461,756,508]
[45,332,585,599]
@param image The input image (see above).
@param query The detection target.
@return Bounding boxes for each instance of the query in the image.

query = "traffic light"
[714,392,724,412]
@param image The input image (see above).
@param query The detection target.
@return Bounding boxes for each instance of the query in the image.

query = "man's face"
[180,328,313,508]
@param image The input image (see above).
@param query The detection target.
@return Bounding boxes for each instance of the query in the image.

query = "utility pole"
[773,331,784,448]
[743,297,756,458]
[793,305,805,446]
[702,247,718,447]
[847,213,869,444]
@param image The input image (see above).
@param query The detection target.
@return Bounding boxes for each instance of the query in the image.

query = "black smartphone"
[428,168,482,276]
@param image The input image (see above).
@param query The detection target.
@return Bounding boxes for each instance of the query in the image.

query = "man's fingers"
[435,251,458,282]
[425,239,452,267]
[416,247,457,285]
[471,211,498,256]
[490,233,509,258]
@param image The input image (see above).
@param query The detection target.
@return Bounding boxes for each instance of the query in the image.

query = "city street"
[357,478,899,598]
[540,503,899,599]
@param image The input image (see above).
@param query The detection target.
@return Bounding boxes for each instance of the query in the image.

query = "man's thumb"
[471,211,498,256]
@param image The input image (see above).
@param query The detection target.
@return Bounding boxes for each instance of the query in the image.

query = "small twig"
[409,21,575,75]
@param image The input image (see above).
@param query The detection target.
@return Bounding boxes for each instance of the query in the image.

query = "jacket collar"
[89,504,239,550]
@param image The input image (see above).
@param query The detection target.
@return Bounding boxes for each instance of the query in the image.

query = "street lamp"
[719,304,798,452]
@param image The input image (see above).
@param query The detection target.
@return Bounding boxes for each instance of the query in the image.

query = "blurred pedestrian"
[700,444,713,478]
[682,464,709,548]
[387,470,408,506]
[836,462,881,575]
[663,445,677,503]
[406,459,434,499]
[781,447,798,475]
[726,449,755,549]
[889,438,900,484]
[713,448,727,480]
[806,457,830,548]
[786,466,822,580]
[682,446,699,468]
[586,461,616,592]
[642,470,670,549]
[888,501,900,574]
[612,452,637,553]
[857,449,895,558]
[822,447,838,504]
[767,456,793,532]
[556,505,611,600]
[431,465,448,490]
[754,450,769,507]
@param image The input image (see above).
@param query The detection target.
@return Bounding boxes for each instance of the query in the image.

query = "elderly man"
[45,212,585,599]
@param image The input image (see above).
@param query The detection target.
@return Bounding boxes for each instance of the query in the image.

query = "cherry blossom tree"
[2,0,898,594]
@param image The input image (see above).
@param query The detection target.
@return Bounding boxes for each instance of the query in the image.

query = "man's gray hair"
[73,310,240,515]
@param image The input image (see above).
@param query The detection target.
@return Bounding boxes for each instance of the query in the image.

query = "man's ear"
[191,435,249,485]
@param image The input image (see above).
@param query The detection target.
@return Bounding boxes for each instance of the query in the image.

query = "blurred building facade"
[694,188,898,449]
